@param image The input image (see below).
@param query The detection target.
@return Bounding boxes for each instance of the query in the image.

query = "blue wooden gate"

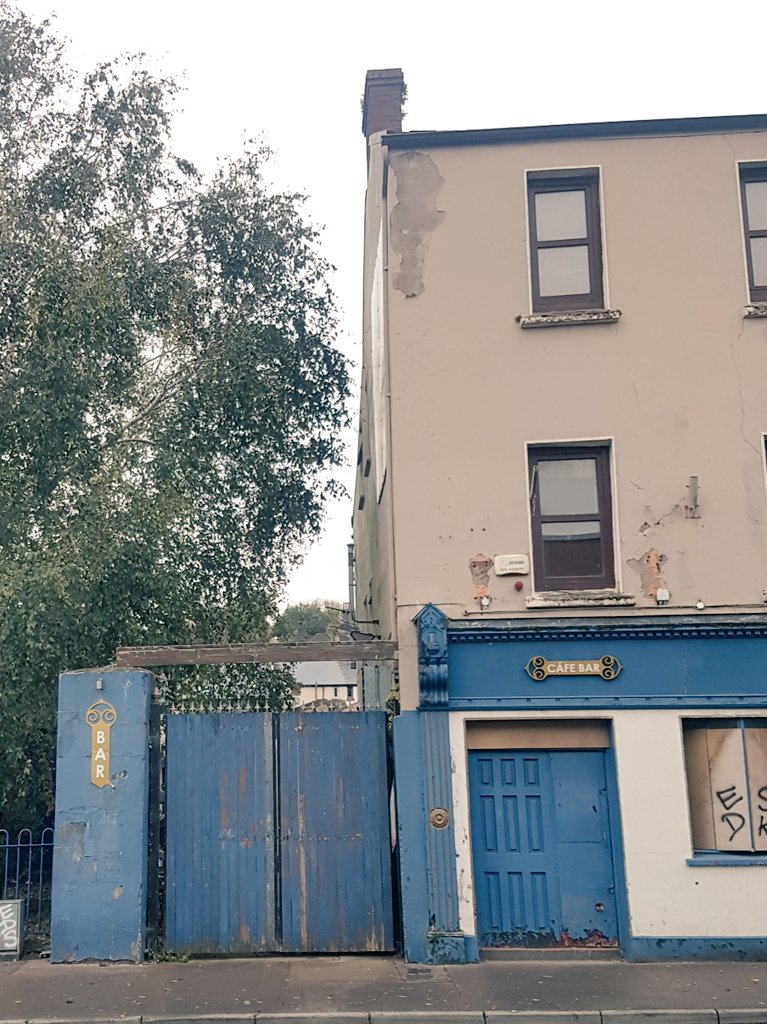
[164,712,394,955]
[469,749,618,947]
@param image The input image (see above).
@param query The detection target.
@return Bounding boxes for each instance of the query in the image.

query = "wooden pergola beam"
[114,640,398,668]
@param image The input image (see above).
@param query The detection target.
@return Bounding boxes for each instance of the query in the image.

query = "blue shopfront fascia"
[414,609,767,710]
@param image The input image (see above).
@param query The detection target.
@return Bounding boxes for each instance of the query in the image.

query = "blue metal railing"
[0,827,54,941]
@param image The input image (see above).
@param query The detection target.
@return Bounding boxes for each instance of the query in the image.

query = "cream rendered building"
[354,69,767,962]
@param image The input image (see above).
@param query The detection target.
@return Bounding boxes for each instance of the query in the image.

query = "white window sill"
[517,309,622,330]
[526,591,636,610]
[744,304,767,319]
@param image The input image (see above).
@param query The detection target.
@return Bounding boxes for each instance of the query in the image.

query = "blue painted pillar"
[51,669,154,962]
[393,710,478,963]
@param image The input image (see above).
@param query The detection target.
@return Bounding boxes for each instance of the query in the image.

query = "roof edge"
[382,113,767,149]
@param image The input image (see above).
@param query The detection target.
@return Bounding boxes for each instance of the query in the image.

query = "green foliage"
[271,600,342,643]
[155,663,297,713]
[0,4,349,830]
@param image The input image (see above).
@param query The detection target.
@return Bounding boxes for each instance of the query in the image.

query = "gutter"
[382,112,767,150]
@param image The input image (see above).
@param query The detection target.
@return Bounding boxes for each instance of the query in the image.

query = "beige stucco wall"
[353,128,767,709]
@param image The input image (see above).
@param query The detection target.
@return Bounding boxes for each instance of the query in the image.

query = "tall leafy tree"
[0,4,349,828]
[271,601,342,643]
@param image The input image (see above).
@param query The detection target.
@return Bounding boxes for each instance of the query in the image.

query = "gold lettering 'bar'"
[86,701,117,788]
[525,655,622,682]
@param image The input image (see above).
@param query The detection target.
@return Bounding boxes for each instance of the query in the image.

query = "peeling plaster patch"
[389,151,446,297]
[640,501,685,533]
[526,591,635,609]
[518,309,621,329]
[469,553,493,608]
[627,548,668,598]
[112,885,123,900]
[744,304,767,318]
[60,821,86,862]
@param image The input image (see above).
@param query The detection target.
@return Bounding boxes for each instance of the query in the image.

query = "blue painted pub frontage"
[394,606,767,963]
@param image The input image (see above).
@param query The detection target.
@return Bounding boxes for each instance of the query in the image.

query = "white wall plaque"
[494,554,530,576]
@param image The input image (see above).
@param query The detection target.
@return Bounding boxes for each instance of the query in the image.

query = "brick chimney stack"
[362,68,405,138]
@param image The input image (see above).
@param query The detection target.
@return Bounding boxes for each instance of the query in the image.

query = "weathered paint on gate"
[164,711,393,955]
[279,712,393,952]
[164,714,275,954]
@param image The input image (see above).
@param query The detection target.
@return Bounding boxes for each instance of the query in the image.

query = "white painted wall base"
[449,709,767,942]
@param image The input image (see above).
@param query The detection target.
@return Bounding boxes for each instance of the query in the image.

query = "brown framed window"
[528,445,615,591]
[740,166,767,304]
[528,172,604,312]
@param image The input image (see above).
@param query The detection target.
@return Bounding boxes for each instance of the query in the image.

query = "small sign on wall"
[494,554,530,576]
[0,899,24,959]
[86,700,117,788]
[525,655,623,681]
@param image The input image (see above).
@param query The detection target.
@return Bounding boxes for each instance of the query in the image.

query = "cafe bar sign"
[525,655,622,682]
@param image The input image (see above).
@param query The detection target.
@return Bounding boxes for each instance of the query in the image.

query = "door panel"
[164,714,275,954]
[469,748,618,948]
[278,712,394,953]
[469,752,560,945]
[551,751,618,943]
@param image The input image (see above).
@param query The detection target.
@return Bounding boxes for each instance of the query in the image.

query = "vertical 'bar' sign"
[86,701,117,788]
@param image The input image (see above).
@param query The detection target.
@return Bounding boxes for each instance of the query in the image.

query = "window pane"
[745,180,767,231]
[706,728,753,852]
[538,458,599,516]
[541,521,602,579]
[538,246,590,297]
[535,190,587,241]
[745,727,767,852]
[684,729,717,851]
[750,236,767,287]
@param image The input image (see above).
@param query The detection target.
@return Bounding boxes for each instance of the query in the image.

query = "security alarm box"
[494,554,530,576]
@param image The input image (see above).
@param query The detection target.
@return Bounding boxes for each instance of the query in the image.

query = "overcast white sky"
[16,0,767,606]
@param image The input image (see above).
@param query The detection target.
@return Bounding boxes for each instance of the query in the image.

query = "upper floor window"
[527,171,604,313]
[528,445,615,591]
[740,165,767,304]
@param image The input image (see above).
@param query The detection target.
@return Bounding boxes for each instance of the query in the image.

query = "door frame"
[451,713,629,952]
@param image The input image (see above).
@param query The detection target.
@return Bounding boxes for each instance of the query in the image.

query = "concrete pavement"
[1,956,767,1024]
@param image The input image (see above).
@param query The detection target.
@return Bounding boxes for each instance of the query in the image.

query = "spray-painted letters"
[0,901,21,952]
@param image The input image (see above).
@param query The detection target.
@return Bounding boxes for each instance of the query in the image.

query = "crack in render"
[639,502,684,533]
[729,306,761,457]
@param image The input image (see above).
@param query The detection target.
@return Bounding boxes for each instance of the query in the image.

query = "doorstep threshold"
[481,946,623,961]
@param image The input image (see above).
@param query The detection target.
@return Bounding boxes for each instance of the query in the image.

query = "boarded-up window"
[683,719,767,854]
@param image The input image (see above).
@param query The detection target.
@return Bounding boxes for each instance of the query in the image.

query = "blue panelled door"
[469,749,618,947]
